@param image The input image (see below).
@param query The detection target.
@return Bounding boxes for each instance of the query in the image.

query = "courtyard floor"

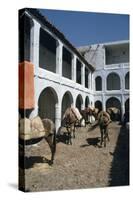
[19,122,129,192]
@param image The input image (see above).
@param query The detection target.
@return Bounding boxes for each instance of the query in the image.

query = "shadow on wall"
[108,125,129,186]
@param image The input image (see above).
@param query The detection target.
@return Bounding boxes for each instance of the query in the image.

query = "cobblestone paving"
[21,122,129,192]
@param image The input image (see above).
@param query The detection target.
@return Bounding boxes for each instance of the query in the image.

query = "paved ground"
[19,122,129,192]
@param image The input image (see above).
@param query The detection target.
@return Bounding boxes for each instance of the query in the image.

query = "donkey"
[107,107,121,121]
[87,108,111,147]
[62,107,82,145]
[80,107,99,125]
[97,111,111,147]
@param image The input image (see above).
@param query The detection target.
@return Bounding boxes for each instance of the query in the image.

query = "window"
[39,28,56,72]
[107,73,120,90]
[62,47,72,79]
[95,76,102,91]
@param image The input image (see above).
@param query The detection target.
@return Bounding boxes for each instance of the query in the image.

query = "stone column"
[91,73,94,91]
[72,54,77,82]
[105,76,107,92]
[123,76,125,91]
[102,94,106,111]
[81,64,85,87]
[55,103,62,134]
[89,72,92,90]
[103,74,107,92]
[30,19,41,75]
[121,94,125,122]
[29,20,40,119]
[56,40,63,77]
[121,74,125,93]
[103,46,106,68]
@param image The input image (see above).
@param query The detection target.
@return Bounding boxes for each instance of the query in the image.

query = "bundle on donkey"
[19,116,56,165]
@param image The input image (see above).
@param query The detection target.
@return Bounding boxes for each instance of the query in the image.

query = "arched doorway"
[85,96,90,108]
[106,97,121,121]
[95,100,102,112]
[76,94,83,111]
[62,91,73,118]
[107,73,120,90]
[38,87,58,123]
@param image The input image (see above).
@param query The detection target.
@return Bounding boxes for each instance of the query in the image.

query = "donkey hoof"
[49,160,53,165]
[98,145,102,148]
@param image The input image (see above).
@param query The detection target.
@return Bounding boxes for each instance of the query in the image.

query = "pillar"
[102,94,106,111]
[89,72,92,90]
[103,46,106,68]
[30,19,41,75]
[29,20,40,119]
[121,74,125,93]
[121,94,125,122]
[55,103,62,133]
[81,64,85,87]
[103,74,107,92]
[56,40,63,77]
[72,54,77,82]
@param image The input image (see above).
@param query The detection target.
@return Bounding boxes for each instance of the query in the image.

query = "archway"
[76,94,83,111]
[85,96,90,108]
[62,91,73,118]
[38,87,58,123]
[107,73,120,90]
[95,100,102,112]
[106,97,121,121]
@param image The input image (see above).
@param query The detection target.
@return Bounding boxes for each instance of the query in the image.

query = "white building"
[19,8,129,131]
[78,41,129,120]
[19,8,95,131]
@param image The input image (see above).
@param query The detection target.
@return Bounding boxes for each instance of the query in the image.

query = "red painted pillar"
[19,61,35,109]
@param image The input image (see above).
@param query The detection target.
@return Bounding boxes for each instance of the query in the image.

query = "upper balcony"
[104,42,129,69]
[38,67,92,93]
[104,62,129,70]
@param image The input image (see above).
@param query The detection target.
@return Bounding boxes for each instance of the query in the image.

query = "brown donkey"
[97,111,111,147]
